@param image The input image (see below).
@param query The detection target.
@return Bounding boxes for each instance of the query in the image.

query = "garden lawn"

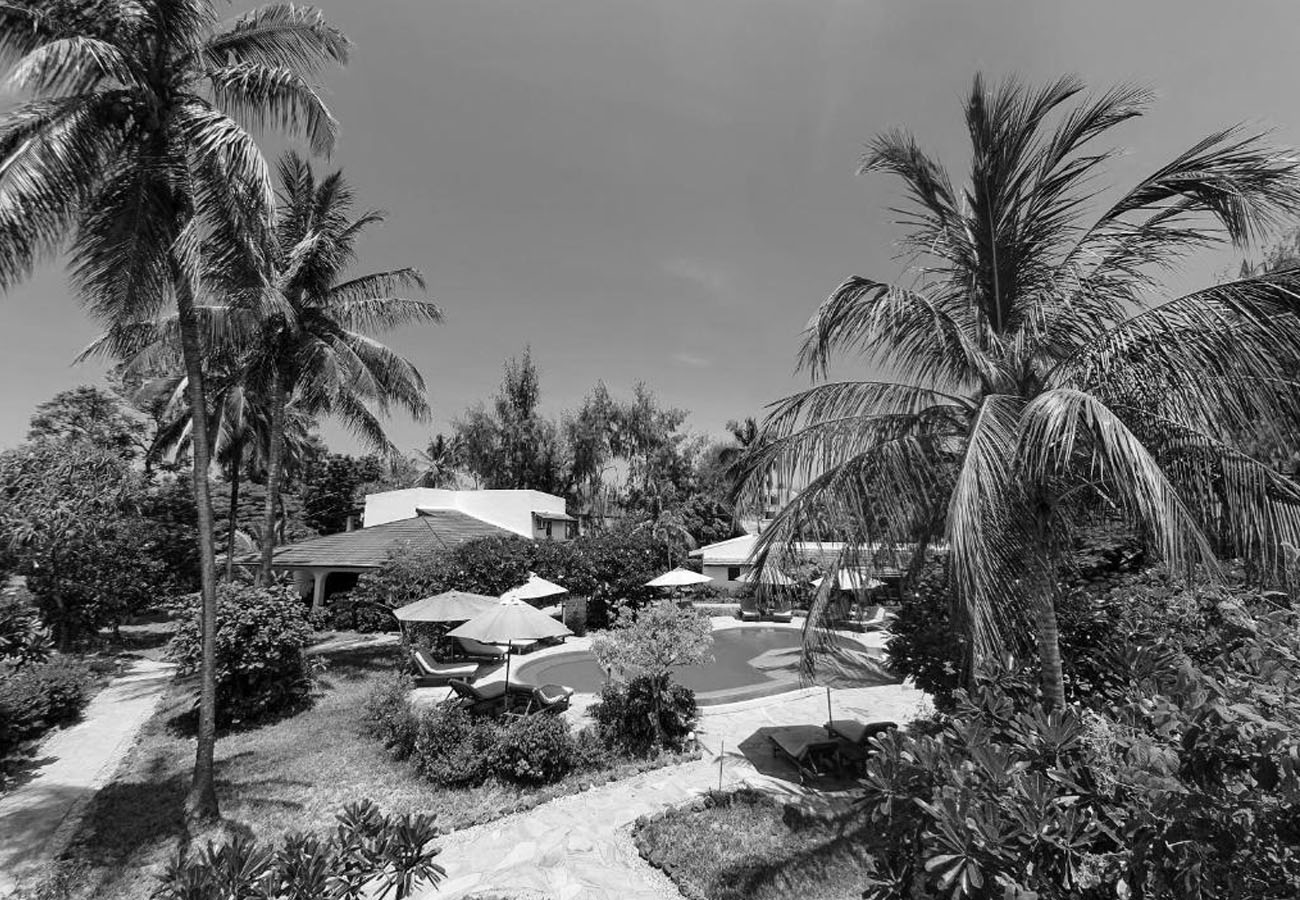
[54,639,636,900]
[634,789,876,900]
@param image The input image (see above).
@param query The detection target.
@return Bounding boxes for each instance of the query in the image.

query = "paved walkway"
[419,679,928,899]
[0,658,174,895]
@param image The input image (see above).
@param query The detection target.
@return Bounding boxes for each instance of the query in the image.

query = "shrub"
[591,675,698,756]
[363,671,419,760]
[168,584,315,728]
[0,657,94,773]
[412,704,500,787]
[884,563,963,709]
[493,714,577,785]
[155,800,443,900]
[852,583,1300,900]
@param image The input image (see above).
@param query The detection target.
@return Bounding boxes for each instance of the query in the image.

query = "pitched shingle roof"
[254,511,516,570]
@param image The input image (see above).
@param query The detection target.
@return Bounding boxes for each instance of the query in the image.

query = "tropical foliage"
[154,800,444,900]
[0,441,194,646]
[736,74,1300,706]
[0,0,350,820]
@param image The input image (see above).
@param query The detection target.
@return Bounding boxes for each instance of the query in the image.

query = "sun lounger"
[768,725,844,784]
[825,719,896,746]
[506,682,574,714]
[411,649,478,685]
[456,637,509,660]
[446,679,508,715]
[737,596,763,622]
[770,604,794,623]
[824,719,897,773]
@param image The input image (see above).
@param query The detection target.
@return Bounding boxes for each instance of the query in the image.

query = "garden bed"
[49,641,696,900]
[633,788,875,900]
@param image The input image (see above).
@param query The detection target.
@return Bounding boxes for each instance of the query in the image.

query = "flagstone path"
[0,658,174,895]
[419,679,928,899]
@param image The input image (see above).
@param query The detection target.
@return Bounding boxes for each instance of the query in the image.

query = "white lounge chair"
[456,637,508,660]
[411,649,478,685]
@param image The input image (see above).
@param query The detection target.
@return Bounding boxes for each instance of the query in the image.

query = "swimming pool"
[515,626,884,706]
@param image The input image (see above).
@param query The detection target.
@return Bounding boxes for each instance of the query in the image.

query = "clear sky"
[3,0,1300,452]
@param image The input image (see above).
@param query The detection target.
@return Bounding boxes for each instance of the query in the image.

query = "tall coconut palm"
[0,1,348,821]
[736,75,1300,708]
[239,153,442,587]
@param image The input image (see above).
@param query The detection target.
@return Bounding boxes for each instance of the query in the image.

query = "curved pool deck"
[474,616,892,710]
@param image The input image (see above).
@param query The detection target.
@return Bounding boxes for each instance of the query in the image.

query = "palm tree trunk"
[258,369,286,587]
[175,271,221,825]
[1033,590,1067,710]
[225,443,242,583]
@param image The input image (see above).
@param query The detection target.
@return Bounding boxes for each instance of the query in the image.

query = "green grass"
[634,789,877,900]
[54,639,692,900]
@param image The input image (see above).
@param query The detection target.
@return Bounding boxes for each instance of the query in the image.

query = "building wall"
[362,488,567,537]
[702,563,748,593]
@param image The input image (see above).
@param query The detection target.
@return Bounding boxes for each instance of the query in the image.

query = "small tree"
[592,600,712,749]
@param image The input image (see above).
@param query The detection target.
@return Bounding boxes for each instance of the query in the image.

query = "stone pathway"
[0,658,174,895]
[418,680,928,900]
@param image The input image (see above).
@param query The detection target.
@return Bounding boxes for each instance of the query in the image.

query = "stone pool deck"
[422,679,928,899]
[412,619,928,899]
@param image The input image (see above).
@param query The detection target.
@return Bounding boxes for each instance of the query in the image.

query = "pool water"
[515,627,881,705]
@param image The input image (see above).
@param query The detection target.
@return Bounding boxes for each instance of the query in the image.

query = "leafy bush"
[154,799,443,900]
[884,563,963,709]
[0,590,49,666]
[591,675,698,756]
[168,584,316,728]
[493,714,578,784]
[412,704,500,787]
[363,671,419,760]
[0,657,94,774]
[852,582,1300,900]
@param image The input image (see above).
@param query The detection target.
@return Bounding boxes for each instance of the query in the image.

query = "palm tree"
[237,152,442,587]
[0,1,348,821]
[736,75,1300,708]
[139,364,313,581]
[415,434,463,488]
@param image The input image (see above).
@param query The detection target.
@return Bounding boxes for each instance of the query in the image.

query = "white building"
[254,488,576,611]
[363,488,577,540]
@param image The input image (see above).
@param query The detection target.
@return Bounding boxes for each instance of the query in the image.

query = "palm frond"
[0,93,123,290]
[945,394,1027,660]
[205,61,337,156]
[6,36,137,95]
[203,3,349,75]
[797,277,992,389]
[1018,388,1218,577]
[328,295,442,332]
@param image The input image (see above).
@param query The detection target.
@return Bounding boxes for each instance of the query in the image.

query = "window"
[727,566,742,581]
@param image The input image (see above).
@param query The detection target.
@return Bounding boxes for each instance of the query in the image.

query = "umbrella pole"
[504,640,512,711]
[826,686,833,728]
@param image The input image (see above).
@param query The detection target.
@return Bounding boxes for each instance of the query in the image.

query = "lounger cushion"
[413,652,478,681]
[457,637,508,658]
[826,719,896,745]
[450,679,507,701]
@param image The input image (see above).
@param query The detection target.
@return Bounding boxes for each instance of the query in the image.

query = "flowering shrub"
[168,584,315,727]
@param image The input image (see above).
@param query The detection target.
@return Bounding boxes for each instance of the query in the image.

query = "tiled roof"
[253,511,516,570]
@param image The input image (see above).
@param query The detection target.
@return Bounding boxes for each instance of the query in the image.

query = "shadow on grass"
[709,819,877,900]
